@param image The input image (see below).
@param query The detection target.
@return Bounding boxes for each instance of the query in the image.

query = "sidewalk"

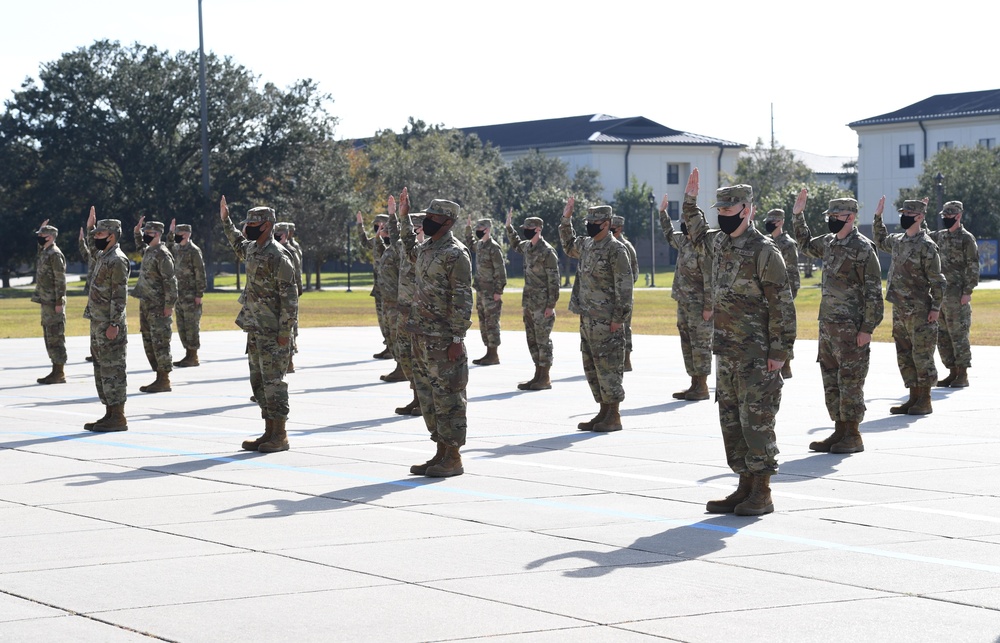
[2,328,999,641]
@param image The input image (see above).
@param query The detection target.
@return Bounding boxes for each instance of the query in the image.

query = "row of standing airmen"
[30,170,979,515]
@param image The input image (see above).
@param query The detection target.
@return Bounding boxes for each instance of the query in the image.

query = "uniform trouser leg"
[893,308,938,387]
[383,305,399,360]
[524,307,555,367]
[677,300,712,377]
[140,300,173,372]
[580,316,626,405]
[938,298,972,368]
[716,354,780,474]
[91,320,128,406]
[624,312,633,352]
[175,301,202,350]
[374,296,388,344]
[411,334,468,447]
[40,304,67,365]
[477,293,502,348]
[247,332,290,420]
[818,321,870,423]
[396,314,415,382]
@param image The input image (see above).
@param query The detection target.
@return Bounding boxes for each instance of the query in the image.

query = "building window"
[937,141,953,151]
[668,201,679,218]
[899,144,915,168]
[666,164,680,184]
[980,138,995,149]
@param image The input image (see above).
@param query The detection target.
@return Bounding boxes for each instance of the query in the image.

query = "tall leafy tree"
[731,138,812,206]
[612,175,655,241]
[760,181,855,236]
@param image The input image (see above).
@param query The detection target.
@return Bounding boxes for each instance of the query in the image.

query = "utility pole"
[198,0,214,289]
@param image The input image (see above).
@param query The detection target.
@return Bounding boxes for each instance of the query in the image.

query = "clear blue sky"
[1,0,989,158]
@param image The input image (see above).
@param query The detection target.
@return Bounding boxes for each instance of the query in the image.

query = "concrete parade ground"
[1,326,1000,642]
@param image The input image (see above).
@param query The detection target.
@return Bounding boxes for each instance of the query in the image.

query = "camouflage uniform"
[465,220,507,361]
[166,224,206,357]
[85,219,131,429]
[389,212,425,413]
[560,205,633,432]
[794,198,883,452]
[506,218,560,372]
[132,223,178,384]
[873,201,946,395]
[275,222,303,367]
[611,215,639,359]
[224,207,298,424]
[929,201,978,381]
[374,221,405,381]
[359,215,391,356]
[79,232,96,295]
[401,200,473,450]
[765,209,800,377]
[32,226,67,369]
[684,189,796,482]
[660,212,713,385]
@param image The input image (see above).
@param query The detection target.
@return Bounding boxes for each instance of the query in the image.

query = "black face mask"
[475,229,486,239]
[717,206,746,236]
[372,223,379,233]
[764,222,778,234]
[142,234,155,245]
[899,214,919,231]
[521,227,537,239]
[382,237,391,246]
[680,222,688,236]
[421,218,444,236]
[274,233,284,242]
[245,224,265,241]
[942,215,957,227]
[828,217,847,234]
[94,236,110,250]
[36,236,47,246]
[612,228,622,236]
[175,235,184,243]
[586,222,605,237]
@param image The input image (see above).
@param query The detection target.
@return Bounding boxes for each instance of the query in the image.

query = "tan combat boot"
[380,362,406,382]
[258,418,290,453]
[140,370,171,393]
[577,404,609,431]
[592,402,623,432]
[623,351,633,372]
[395,391,420,416]
[705,473,753,513]
[781,360,792,379]
[425,445,464,477]
[91,404,128,432]
[936,367,957,387]
[286,356,295,373]
[373,347,392,359]
[242,419,273,451]
[830,421,864,453]
[173,349,200,368]
[907,386,933,415]
[37,364,66,385]
[734,473,774,516]
[889,388,916,414]
[528,366,552,390]
[473,347,500,366]
[685,375,710,401]
[84,406,112,431]
[809,421,847,453]
[410,441,447,475]
[950,367,969,388]
[673,377,695,400]
[517,366,541,390]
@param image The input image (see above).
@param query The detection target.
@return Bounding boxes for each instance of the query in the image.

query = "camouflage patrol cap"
[244,207,276,225]
[940,200,964,215]
[475,218,493,229]
[95,219,122,235]
[142,220,165,234]
[523,217,543,228]
[373,214,390,225]
[765,208,785,222]
[585,205,613,222]
[175,224,192,234]
[611,215,625,227]
[35,224,59,237]
[273,222,291,234]
[284,222,296,232]
[899,200,927,215]
[712,185,753,209]
[823,198,859,215]
[410,214,425,227]
[421,199,462,220]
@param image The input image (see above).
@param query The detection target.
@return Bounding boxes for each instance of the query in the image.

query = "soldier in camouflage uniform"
[464,218,507,366]
[560,198,633,433]
[132,218,178,393]
[659,195,713,401]
[683,169,796,516]
[357,211,393,359]
[84,209,131,432]
[32,222,67,384]
[274,222,303,372]
[165,220,206,368]
[611,215,639,372]
[794,194,884,454]
[221,197,299,453]
[373,211,406,383]
[506,209,560,391]
[765,208,800,379]
[387,194,425,415]
[398,188,473,478]
[79,227,97,362]
[930,201,979,388]
[874,198,946,416]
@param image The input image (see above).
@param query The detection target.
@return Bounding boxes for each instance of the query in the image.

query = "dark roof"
[459,114,743,151]
[849,89,1000,127]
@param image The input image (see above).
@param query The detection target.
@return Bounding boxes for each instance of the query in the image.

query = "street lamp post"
[934,172,945,231]
[647,192,656,287]
[346,222,352,293]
